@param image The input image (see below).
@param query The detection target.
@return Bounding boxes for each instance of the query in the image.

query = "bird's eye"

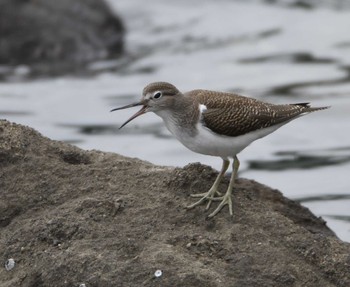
[153,91,162,99]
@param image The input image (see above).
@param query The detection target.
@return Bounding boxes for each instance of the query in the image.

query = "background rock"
[0,120,349,286]
[0,0,124,74]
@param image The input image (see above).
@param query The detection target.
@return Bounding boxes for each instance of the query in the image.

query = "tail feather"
[292,103,330,113]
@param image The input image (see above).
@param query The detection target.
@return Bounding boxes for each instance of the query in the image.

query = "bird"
[111,82,329,218]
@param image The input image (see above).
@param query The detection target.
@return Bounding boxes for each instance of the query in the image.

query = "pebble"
[154,269,162,278]
[5,258,15,271]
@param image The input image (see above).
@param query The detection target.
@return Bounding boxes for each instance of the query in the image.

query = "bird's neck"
[155,96,199,137]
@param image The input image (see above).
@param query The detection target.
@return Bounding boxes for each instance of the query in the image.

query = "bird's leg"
[186,159,229,210]
[208,155,240,218]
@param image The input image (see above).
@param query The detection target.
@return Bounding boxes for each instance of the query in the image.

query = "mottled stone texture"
[0,120,349,287]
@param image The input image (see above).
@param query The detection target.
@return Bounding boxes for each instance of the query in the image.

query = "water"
[0,0,349,241]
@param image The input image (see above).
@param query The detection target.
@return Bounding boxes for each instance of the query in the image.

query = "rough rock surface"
[0,0,124,72]
[0,120,349,287]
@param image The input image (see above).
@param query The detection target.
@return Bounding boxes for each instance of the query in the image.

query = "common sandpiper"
[111,82,328,218]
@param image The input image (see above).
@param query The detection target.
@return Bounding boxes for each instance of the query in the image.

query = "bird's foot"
[186,188,221,211]
[187,157,237,218]
[207,191,233,218]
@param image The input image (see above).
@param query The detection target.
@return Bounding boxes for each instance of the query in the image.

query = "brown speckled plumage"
[186,89,327,137]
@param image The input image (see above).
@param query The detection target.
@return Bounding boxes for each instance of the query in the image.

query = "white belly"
[159,113,285,159]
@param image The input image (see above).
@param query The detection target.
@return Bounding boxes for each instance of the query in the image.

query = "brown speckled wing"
[188,90,314,137]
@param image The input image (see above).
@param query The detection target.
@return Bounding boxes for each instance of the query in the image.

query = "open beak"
[110,101,148,129]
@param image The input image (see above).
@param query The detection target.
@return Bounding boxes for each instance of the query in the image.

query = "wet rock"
[0,119,349,286]
[0,0,124,74]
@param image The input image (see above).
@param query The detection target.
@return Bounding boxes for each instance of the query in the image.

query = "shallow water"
[1,0,350,241]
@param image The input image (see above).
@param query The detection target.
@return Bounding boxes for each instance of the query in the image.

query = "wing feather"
[188,90,308,137]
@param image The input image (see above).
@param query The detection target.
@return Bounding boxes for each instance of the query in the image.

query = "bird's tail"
[292,102,330,113]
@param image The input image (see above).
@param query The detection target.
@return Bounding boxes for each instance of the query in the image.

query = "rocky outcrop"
[0,0,124,73]
[0,120,349,286]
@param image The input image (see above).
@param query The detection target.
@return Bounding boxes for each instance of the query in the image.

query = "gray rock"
[0,0,124,73]
[0,120,349,286]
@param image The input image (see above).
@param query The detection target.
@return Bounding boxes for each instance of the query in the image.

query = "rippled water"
[1,0,350,241]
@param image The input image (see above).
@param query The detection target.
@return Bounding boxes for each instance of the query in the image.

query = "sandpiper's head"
[111,82,180,128]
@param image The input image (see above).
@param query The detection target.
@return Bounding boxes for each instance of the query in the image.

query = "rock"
[0,0,124,74]
[0,119,349,286]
